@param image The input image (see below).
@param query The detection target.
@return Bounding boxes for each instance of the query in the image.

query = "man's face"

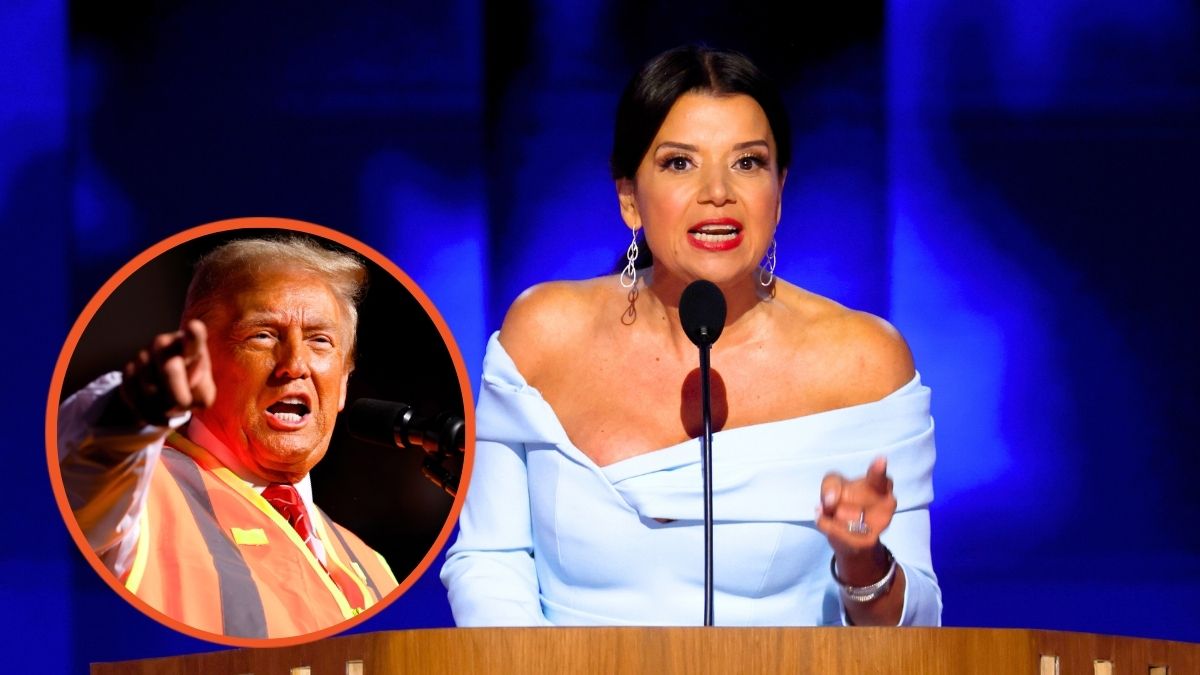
[195,268,351,483]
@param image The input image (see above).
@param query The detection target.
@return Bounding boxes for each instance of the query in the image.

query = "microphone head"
[679,280,727,347]
[344,398,409,447]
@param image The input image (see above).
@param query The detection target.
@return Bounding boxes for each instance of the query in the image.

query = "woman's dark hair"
[610,44,792,181]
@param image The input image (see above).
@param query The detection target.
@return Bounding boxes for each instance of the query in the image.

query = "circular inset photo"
[45,217,474,647]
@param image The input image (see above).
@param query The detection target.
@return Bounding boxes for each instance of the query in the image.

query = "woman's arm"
[834,505,941,626]
[439,436,551,626]
[879,506,941,626]
[442,282,599,625]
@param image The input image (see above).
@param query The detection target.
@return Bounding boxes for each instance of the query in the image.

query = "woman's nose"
[698,166,733,205]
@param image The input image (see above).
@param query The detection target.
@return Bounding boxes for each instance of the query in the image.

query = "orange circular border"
[44,217,476,648]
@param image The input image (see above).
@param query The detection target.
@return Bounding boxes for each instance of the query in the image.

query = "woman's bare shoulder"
[498,277,618,382]
[777,282,916,401]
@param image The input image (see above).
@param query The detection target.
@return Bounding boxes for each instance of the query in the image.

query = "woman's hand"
[815,456,895,572]
[815,456,906,624]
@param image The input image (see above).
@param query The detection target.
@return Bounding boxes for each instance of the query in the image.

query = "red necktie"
[261,483,323,562]
[261,482,367,609]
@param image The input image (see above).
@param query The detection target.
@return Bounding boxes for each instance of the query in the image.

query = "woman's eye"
[736,155,765,170]
[660,155,692,171]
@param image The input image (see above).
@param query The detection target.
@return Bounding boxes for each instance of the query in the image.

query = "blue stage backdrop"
[2,1,1197,672]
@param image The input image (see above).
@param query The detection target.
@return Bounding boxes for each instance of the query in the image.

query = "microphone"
[678,279,726,627]
[345,398,465,497]
[679,280,727,347]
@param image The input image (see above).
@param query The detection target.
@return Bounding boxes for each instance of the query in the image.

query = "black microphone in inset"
[678,279,726,627]
[345,398,465,497]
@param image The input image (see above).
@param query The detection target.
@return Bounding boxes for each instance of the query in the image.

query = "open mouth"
[688,220,744,249]
[689,224,741,242]
[266,397,311,425]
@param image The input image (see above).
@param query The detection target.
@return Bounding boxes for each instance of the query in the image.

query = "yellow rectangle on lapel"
[232,527,269,546]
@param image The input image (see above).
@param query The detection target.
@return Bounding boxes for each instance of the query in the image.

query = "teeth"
[691,231,738,242]
[267,397,309,420]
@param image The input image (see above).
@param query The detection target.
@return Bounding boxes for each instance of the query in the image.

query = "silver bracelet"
[830,548,897,603]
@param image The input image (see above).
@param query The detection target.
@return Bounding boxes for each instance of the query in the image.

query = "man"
[59,235,398,639]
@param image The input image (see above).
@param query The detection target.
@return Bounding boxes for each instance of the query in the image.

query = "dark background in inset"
[2,0,1198,672]
[61,228,463,580]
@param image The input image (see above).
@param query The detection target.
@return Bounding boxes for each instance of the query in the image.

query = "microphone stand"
[679,278,725,627]
[699,328,715,627]
[345,399,466,497]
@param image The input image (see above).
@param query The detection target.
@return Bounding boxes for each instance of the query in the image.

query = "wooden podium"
[91,627,1200,674]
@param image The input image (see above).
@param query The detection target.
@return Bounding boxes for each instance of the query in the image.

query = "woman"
[441,45,939,627]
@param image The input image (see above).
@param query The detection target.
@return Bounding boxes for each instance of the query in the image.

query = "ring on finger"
[847,510,870,534]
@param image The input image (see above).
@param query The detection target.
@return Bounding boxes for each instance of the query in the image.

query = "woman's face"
[619,92,785,287]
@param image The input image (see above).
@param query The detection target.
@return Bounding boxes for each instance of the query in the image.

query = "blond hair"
[181,235,368,357]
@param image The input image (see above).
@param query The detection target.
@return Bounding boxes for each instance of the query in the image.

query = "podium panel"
[91,627,1200,675]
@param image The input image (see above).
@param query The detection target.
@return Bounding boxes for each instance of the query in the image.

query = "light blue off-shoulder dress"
[440,333,942,626]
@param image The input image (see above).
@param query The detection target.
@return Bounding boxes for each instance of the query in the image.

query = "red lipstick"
[687,218,744,251]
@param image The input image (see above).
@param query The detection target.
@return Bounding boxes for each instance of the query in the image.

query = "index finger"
[865,456,891,494]
[181,319,208,361]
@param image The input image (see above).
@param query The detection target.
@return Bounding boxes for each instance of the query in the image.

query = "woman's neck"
[638,266,775,354]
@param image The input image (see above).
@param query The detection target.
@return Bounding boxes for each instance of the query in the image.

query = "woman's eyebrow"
[654,140,770,152]
[654,141,699,152]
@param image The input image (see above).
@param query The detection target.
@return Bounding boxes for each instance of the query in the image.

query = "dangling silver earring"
[758,237,777,287]
[620,229,640,288]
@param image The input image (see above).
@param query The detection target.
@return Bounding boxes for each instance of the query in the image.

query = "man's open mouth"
[267,398,311,424]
